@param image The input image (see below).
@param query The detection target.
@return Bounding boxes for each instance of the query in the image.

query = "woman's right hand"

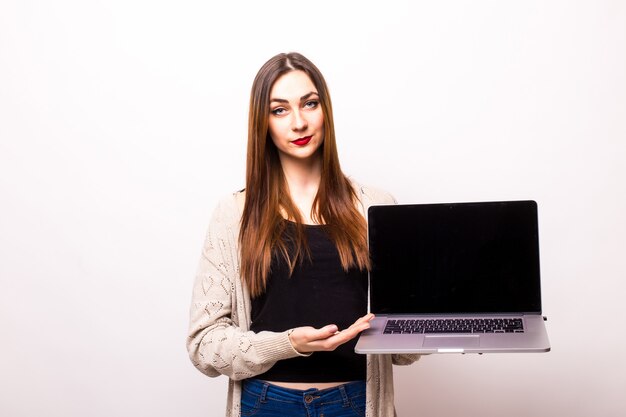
[287,313,375,353]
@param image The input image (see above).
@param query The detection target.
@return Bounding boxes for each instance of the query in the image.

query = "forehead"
[270,70,317,99]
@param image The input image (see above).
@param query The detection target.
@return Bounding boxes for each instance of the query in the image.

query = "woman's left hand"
[287,313,375,353]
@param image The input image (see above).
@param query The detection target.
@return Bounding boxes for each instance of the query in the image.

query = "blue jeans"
[241,379,366,417]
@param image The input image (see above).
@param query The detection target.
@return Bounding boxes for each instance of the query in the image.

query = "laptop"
[355,200,550,354]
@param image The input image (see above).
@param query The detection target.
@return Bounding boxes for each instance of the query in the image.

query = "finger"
[296,317,374,352]
[306,324,339,341]
[320,324,339,335]
[323,330,364,350]
[344,321,372,336]
[326,320,372,346]
[352,313,375,326]
[345,313,375,331]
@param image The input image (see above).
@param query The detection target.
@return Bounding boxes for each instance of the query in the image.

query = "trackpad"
[423,335,480,348]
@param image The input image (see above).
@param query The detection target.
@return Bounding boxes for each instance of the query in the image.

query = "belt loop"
[260,381,269,403]
[339,384,349,407]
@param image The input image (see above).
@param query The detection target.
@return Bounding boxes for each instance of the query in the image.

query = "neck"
[279,153,323,224]
[279,153,322,194]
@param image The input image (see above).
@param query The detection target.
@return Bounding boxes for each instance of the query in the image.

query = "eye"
[304,100,319,109]
[271,107,286,116]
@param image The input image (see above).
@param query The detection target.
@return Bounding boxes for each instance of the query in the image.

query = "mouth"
[291,136,312,146]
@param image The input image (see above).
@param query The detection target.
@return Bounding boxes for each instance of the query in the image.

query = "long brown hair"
[239,52,370,298]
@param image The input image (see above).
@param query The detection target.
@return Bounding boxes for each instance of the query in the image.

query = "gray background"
[1,1,625,416]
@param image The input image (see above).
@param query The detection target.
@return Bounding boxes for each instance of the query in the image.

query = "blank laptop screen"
[368,201,542,315]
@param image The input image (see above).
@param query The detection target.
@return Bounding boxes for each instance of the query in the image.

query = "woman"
[187,52,419,417]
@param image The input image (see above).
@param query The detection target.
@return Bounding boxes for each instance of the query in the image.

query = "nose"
[291,109,308,132]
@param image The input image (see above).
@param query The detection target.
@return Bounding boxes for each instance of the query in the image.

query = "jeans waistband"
[242,379,366,405]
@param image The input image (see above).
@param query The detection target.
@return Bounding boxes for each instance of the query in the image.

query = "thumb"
[318,324,339,337]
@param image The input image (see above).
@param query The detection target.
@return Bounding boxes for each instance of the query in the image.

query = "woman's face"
[268,70,324,164]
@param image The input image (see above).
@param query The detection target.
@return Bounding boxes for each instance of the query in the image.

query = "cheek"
[312,112,325,131]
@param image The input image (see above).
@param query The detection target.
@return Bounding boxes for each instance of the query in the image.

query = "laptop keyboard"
[383,318,525,334]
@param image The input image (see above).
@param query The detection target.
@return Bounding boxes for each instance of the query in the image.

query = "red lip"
[292,136,312,146]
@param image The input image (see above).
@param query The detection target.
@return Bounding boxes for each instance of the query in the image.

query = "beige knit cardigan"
[187,182,419,417]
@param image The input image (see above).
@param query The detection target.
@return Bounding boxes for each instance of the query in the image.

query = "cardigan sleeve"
[186,197,307,381]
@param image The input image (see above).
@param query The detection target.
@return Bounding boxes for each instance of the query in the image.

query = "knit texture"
[187,180,420,416]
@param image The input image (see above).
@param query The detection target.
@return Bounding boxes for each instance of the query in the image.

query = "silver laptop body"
[355,200,550,354]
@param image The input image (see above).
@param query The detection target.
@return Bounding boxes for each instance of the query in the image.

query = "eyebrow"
[270,91,319,104]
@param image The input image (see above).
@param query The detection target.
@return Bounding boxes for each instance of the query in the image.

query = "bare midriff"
[263,381,353,390]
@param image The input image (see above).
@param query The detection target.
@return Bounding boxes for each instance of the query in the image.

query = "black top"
[250,221,367,382]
